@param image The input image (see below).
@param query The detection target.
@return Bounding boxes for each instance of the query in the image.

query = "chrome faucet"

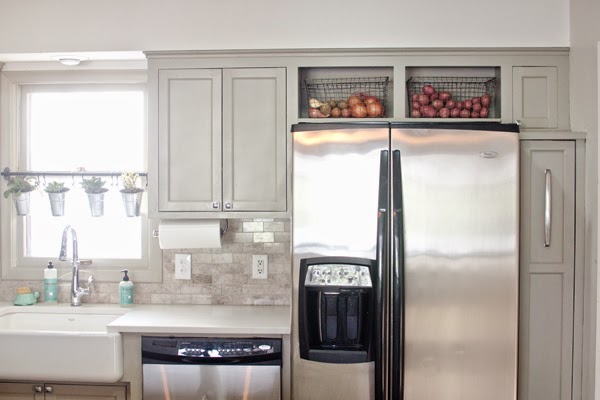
[59,225,93,306]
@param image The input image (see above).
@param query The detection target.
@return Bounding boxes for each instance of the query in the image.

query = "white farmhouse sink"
[0,306,127,383]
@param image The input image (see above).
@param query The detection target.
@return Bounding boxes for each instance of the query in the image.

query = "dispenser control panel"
[304,264,372,287]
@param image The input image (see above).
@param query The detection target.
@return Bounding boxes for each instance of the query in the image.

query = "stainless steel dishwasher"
[142,336,282,400]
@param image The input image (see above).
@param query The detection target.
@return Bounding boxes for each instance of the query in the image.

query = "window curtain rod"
[1,167,148,181]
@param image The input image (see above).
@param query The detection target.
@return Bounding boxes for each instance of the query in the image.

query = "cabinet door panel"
[0,382,36,399]
[519,140,574,400]
[222,68,286,211]
[158,69,222,211]
[513,67,558,129]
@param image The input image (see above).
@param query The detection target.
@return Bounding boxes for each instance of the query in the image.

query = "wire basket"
[406,76,497,118]
[304,77,389,118]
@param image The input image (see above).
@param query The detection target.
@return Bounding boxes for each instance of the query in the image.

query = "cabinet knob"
[224,202,233,210]
[34,386,43,393]
[212,202,220,209]
[45,386,53,393]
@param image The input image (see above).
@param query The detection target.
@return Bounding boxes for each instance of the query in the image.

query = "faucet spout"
[59,225,91,306]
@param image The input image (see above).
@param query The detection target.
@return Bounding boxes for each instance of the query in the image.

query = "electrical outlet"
[252,255,268,279]
[175,253,192,280]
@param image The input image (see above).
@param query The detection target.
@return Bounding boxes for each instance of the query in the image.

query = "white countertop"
[0,303,291,335]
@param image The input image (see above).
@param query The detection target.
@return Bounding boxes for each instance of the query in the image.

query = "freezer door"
[391,125,519,400]
[292,124,389,400]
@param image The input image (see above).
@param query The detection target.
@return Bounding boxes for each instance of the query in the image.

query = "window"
[1,69,161,282]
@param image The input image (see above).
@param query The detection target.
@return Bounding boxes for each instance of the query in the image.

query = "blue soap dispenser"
[119,269,134,307]
[44,261,58,303]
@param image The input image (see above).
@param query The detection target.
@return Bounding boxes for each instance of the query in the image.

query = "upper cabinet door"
[158,69,223,212]
[513,67,558,129]
[222,68,287,212]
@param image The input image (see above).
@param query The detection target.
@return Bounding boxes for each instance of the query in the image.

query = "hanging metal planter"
[12,191,32,216]
[86,191,108,217]
[120,190,144,217]
[45,182,70,217]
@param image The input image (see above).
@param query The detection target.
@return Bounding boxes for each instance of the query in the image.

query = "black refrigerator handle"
[391,149,405,400]
[374,150,388,400]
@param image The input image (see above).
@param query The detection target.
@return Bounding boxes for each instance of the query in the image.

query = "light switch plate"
[175,253,192,280]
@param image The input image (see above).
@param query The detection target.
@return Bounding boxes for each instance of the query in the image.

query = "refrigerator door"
[292,123,389,400]
[391,123,519,400]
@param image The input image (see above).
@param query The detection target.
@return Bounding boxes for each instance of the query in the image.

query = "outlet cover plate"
[175,253,192,280]
[252,255,268,279]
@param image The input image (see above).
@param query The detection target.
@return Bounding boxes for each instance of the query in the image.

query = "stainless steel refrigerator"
[292,122,519,400]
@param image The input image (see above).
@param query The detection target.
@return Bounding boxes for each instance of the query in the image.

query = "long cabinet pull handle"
[544,169,552,247]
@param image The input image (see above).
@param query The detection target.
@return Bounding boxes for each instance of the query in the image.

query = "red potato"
[421,105,436,118]
[418,94,430,106]
[480,107,489,118]
[439,107,451,118]
[411,93,419,102]
[422,85,435,95]
[445,99,456,109]
[412,101,421,110]
[472,103,482,112]
[430,92,439,101]
[481,94,491,107]
[411,109,421,118]
[331,107,342,118]
[455,101,464,110]
[471,111,480,118]
[432,99,444,110]
[472,97,481,105]
[460,109,471,118]
[464,100,473,110]
[341,108,352,118]
[439,91,452,102]
[450,108,461,118]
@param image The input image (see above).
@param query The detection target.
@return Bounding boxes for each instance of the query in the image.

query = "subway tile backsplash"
[0,218,291,306]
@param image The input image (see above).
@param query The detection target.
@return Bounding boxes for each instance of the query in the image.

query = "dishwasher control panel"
[142,336,282,364]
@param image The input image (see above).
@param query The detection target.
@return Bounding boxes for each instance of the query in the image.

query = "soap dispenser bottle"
[44,261,58,303]
[119,269,134,307]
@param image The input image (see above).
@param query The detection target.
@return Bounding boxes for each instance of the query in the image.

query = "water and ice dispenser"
[298,257,375,364]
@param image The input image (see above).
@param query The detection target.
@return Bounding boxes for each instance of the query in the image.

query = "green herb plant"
[120,172,144,193]
[3,176,38,198]
[45,181,70,193]
[80,176,108,194]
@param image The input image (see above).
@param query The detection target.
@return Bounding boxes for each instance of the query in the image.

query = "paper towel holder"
[152,219,228,239]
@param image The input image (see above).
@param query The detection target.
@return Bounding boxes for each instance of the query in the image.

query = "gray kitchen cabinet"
[153,66,287,216]
[0,383,127,400]
[513,67,561,129]
[519,140,575,400]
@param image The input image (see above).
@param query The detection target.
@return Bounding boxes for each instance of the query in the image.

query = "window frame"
[0,69,162,283]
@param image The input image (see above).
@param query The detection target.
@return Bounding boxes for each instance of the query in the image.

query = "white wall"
[0,0,569,54]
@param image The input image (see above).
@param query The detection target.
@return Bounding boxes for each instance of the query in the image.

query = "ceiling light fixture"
[52,55,89,66]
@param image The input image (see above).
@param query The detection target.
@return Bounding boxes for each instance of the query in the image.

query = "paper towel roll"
[158,220,222,249]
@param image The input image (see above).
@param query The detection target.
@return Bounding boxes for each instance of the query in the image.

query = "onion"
[331,107,342,118]
[472,103,482,112]
[439,107,450,118]
[411,93,419,102]
[472,97,481,105]
[338,100,348,109]
[422,85,435,95]
[308,98,322,108]
[460,109,471,118]
[347,96,363,108]
[411,109,422,118]
[481,94,491,107]
[450,108,461,118]
[308,108,325,118]
[367,102,384,117]
[455,101,464,110]
[471,111,480,118]
[439,92,452,102]
[365,96,380,104]
[480,107,489,118]
[421,106,436,118]
[446,99,456,109]
[464,100,473,110]
[341,108,351,118]
[418,94,430,106]
[351,104,368,118]
[430,92,439,101]
[432,99,444,110]
[351,92,366,101]
[412,101,421,110]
